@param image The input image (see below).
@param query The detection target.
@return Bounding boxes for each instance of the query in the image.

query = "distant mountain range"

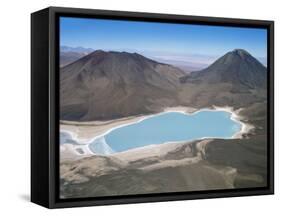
[60,46,94,67]
[151,57,208,72]
[60,52,88,67]
[60,46,208,70]
[60,46,94,53]
[60,49,267,121]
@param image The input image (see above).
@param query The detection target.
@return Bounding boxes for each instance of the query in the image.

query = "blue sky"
[60,17,267,66]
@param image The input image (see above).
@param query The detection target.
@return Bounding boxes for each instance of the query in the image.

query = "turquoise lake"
[88,110,242,154]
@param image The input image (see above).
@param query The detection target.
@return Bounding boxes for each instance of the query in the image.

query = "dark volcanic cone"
[180,49,266,89]
[60,50,185,121]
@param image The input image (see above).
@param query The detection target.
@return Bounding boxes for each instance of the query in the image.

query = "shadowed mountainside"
[60,50,185,121]
[60,49,266,121]
[180,49,266,89]
[178,49,267,109]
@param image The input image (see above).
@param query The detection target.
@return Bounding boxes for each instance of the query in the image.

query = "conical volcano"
[181,49,266,89]
[60,50,185,121]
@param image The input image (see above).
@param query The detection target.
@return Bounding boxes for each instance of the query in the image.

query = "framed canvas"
[31,7,274,208]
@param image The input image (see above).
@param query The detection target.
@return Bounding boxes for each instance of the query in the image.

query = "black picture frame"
[31,6,274,209]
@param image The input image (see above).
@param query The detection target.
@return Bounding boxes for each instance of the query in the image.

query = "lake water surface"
[87,110,242,154]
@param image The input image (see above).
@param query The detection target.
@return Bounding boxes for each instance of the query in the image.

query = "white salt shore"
[60,106,254,161]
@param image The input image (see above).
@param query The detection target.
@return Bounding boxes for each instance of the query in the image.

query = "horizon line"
[60,45,267,67]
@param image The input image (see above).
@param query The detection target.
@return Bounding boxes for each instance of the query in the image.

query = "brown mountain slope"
[180,49,267,89]
[60,50,186,121]
[60,49,267,121]
[178,49,267,108]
